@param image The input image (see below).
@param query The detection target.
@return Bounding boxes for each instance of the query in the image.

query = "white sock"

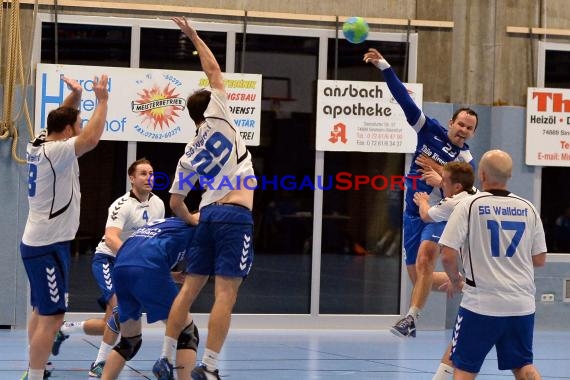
[161,336,178,363]
[95,341,114,364]
[201,348,219,372]
[432,362,454,380]
[28,369,44,380]
[61,321,85,334]
[406,306,421,320]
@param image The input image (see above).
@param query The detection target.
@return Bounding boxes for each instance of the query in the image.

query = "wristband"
[376,59,391,70]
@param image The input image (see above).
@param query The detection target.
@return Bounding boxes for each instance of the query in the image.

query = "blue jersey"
[115,217,195,271]
[382,68,475,216]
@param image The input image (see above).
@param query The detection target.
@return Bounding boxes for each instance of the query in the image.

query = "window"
[234,33,320,313]
[539,46,570,253]
[319,40,407,314]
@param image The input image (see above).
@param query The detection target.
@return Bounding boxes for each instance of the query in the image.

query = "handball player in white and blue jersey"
[20,75,108,380]
[440,150,546,379]
[153,17,256,380]
[100,217,197,380]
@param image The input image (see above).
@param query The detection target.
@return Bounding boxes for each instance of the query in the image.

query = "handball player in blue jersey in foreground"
[101,217,198,380]
[363,48,478,340]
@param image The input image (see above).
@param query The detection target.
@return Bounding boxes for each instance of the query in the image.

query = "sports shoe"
[390,315,417,338]
[51,329,69,356]
[152,357,174,380]
[88,361,105,378]
[20,369,52,379]
[191,364,221,380]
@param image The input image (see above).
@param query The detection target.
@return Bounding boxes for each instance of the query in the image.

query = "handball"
[342,17,369,44]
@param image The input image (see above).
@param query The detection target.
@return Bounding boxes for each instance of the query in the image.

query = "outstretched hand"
[62,76,82,94]
[420,167,443,188]
[363,48,383,66]
[413,191,430,206]
[92,75,109,103]
[415,154,443,175]
[172,16,197,39]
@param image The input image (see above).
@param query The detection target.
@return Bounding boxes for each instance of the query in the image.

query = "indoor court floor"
[1,327,569,379]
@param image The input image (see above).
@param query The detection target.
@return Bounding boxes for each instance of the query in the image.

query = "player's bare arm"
[532,252,547,267]
[440,245,463,297]
[420,167,443,188]
[416,154,444,175]
[173,17,224,92]
[171,271,186,284]
[61,76,83,109]
[75,75,109,157]
[103,227,123,254]
[413,192,433,222]
[170,193,199,226]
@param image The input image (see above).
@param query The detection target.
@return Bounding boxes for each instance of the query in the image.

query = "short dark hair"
[46,106,80,134]
[444,161,475,193]
[186,89,211,125]
[452,107,478,129]
[128,158,152,176]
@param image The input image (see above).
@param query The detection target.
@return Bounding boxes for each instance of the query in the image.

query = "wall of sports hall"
[1,0,569,331]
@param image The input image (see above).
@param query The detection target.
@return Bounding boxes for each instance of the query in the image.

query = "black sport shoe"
[191,364,221,380]
[51,329,69,356]
[390,315,417,338]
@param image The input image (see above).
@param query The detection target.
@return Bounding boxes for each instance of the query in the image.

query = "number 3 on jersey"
[28,164,38,197]
[487,220,525,257]
[191,132,233,177]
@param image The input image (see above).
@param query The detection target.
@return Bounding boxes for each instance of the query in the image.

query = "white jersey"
[170,88,255,209]
[22,132,80,246]
[439,190,547,316]
[94,191,165,257]
[427,189,477,222]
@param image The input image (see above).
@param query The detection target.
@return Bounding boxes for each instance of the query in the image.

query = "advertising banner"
[35,63,262,145]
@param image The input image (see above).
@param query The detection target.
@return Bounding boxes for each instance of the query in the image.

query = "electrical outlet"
[541,293,555,302]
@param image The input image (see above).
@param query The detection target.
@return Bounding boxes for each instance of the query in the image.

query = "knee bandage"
[113,334,142,361]
[177,321,199,351]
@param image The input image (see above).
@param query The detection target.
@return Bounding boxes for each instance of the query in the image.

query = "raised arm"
[173,17,224,92]
[363,48,422,128]
[74,75,109,157]
[61,76,83,109]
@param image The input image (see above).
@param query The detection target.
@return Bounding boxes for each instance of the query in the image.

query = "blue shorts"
[403,214,426,265]
[451,307,535,373]
[187,203,254,277]
[421,221,446,243]
[92,253,116,306]
[20,241,71,315]
[113,266,179,324]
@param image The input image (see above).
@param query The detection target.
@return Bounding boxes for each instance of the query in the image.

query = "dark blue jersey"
[382,68,475,215]
[115,217,195,271]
